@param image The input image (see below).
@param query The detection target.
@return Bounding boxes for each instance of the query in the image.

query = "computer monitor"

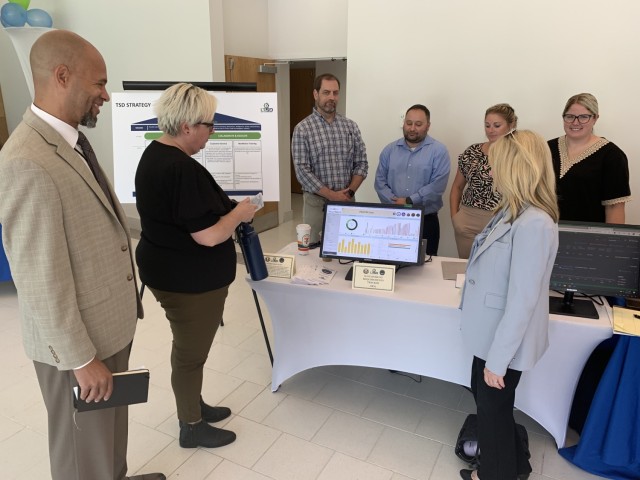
[549,221,640,318]
[320,201,425,280]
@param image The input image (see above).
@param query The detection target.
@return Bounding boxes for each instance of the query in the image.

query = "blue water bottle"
[237,222,268,281]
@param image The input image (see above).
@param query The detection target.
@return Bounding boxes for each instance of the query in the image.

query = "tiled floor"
[0,195,604,479]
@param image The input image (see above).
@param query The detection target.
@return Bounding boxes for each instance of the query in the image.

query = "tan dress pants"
[34,345,131,480]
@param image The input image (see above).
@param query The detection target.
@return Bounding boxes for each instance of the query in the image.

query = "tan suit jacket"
[0,108,143,370]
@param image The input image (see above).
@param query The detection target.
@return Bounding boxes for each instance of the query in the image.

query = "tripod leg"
[253,289,273,365]
[235,229,273,365]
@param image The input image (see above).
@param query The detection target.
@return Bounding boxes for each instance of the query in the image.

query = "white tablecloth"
[247,243,613,447]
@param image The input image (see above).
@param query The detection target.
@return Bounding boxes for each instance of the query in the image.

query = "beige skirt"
[451,205,495,259]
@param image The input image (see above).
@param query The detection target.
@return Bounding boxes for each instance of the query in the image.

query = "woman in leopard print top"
[450,103,517,258]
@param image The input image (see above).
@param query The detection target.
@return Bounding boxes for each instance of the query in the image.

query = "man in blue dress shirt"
[374,104,450,255]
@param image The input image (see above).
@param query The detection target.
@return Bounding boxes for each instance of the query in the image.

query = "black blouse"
[549,136,631,223]
[135,141,237,293]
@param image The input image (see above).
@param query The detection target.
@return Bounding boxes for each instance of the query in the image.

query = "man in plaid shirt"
[292,73,368,243]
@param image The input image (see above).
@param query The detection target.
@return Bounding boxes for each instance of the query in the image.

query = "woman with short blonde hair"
[155,83,217,136]
[135,83,257,449]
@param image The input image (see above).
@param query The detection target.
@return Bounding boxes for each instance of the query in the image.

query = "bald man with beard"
[0,30,164,480]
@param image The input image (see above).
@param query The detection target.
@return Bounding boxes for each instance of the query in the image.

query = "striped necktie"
[76,131,115,209]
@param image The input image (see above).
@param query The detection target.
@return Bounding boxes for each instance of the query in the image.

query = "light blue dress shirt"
[374,135,450,214]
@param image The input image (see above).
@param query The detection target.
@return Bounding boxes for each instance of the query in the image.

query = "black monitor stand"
[345,266,354,281]
[549,291,599,319]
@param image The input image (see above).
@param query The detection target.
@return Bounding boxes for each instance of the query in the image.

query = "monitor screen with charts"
[320,202,425,279]
[549,221,640,318]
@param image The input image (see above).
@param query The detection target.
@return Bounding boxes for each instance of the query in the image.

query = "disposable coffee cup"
[296,224,311,255]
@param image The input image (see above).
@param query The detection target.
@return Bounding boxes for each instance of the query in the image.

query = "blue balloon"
[1,3,27,27]
[26,8,52,28]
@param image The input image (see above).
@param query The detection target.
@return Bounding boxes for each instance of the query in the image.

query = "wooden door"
[289,67,315,194]
[224,55,278,232]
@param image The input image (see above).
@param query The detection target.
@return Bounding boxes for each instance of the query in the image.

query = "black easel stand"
[235,234,274,365]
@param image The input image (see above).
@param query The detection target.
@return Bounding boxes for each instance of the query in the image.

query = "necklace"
[559,136,608,178]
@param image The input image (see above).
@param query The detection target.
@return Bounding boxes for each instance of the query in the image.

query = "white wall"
[275,64,292,221]
[222,0,269,58]
[268,0,347,60]
[347,0,640,258]
[221,0,292,222]
[211,0,226,81]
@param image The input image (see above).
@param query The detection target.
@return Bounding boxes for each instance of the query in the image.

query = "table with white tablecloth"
[247,243,613,447]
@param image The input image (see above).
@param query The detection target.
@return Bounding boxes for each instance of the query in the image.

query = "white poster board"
[112,91,279,203]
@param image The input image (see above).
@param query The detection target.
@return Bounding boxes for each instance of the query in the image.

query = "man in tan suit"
[0,30,164,480]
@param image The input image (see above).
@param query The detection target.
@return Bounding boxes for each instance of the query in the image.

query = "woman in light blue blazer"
[459,130,559,480]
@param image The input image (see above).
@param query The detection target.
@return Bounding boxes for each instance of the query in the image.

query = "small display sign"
[263,253,295,279]
[352,262,396,292]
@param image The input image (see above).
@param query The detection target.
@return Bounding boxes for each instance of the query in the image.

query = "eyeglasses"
[562,114,594,124]
[505,128,517,138]
[197,122,214,132]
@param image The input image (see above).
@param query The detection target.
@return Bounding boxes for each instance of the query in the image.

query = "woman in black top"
[548,93,631,223]
[548,93,631,436]
[135,83,257,449]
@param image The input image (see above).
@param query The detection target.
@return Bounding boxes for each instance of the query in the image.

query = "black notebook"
[73,368,150,412]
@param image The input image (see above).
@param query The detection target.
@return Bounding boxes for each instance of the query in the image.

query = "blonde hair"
[563,93,599,117]
[155,83,217,136]
[489,130,559,223]
[485,103,518,128]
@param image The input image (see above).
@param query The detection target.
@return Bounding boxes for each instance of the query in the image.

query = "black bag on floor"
[455,414,481,468]
[454,414,531,468]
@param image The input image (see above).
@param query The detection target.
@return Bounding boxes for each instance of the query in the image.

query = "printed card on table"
[263,253,295,279]
[352,263,395,292]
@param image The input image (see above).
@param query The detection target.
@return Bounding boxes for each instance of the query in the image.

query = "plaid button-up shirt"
[291,109,368,193]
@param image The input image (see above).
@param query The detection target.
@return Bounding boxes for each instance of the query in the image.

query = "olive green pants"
[149,286,228,423]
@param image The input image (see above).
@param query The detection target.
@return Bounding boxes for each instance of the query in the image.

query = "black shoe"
[179,421,236,448]
[200,397,231,423]
[459,469,474,480]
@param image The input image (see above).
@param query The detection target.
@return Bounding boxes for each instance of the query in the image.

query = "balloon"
[26,8,52,28]
[1,3,27,27]
[8,0,30,10]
